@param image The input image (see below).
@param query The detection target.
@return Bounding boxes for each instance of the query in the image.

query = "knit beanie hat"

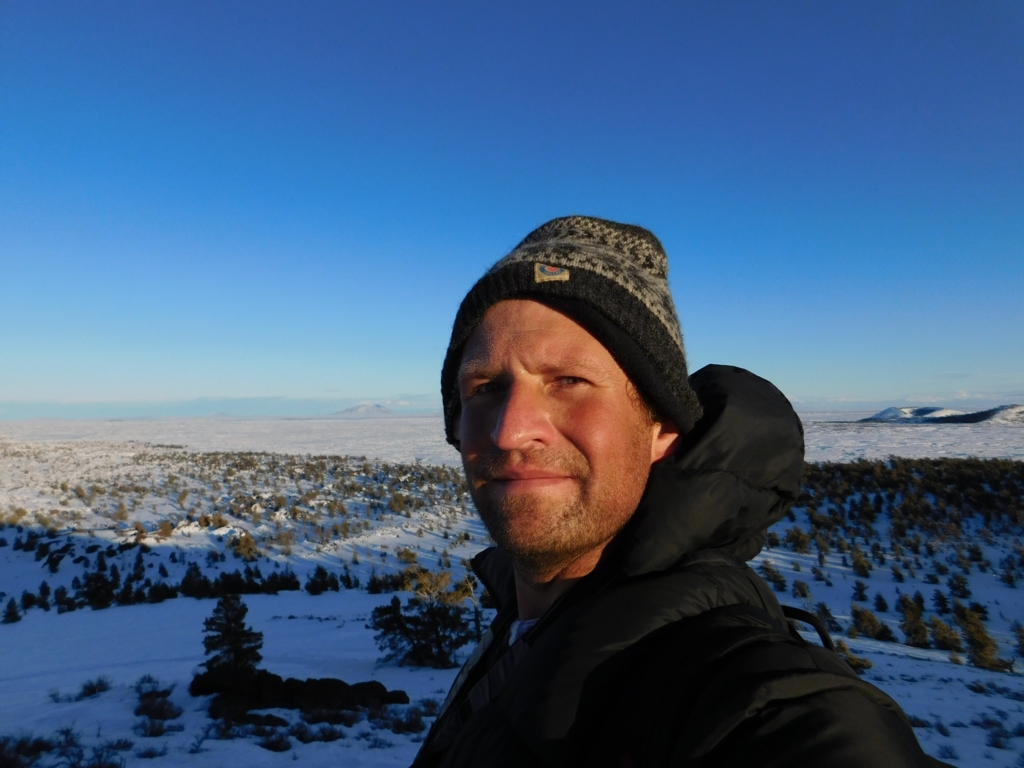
[441,215,703,447]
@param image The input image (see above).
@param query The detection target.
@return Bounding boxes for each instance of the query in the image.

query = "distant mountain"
[335,403,394,416]
[860,404,1024,424]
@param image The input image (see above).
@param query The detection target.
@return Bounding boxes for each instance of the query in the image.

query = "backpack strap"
[781,604,836,651]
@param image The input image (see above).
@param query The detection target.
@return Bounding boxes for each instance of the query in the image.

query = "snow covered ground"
[0,415,461,466]
[0,592,458,767]
[803,420,1024,462]
[1,417,1023,766]
[2,412,1022,463]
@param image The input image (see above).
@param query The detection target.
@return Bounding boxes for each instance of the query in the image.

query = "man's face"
[457,299,677,579]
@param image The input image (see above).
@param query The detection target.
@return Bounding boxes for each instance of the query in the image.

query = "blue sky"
[1,1,1022,418]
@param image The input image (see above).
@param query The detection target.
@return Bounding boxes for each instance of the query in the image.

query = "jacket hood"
[615,364,805,576]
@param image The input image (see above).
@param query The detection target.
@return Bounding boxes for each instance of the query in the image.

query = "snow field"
[0,592,464,766]
[1,422,1023,766]
[3,413,1023,464]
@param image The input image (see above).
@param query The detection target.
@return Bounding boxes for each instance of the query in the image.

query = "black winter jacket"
[412,365,944,768]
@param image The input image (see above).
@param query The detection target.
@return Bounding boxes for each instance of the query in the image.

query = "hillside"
[335,404,394,417]
[862,404,1024,425]
[1,441,1023,765]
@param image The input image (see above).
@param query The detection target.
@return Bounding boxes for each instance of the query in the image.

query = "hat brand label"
[534,263,570,283]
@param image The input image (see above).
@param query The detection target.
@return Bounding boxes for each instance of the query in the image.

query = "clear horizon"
[2,393,1021,422]
[2,2,1022,414]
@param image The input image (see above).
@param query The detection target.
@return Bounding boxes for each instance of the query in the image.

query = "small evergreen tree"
[947,574,971,599]
[81,571,115,610]
[38,580,51,611]
[873,593,888,613]
[202,594,263,673]
[896,594,928,648]
[180,562,214,598]
[850,605,896,642]
[132,550,145,581]
[815,602,843,633]
[850,547,872,577]
[2,598,21,624]
[851,580,868,602]
[758,561,787,592]
[305,565,340,595]
[928,616,963,652]
[369,570,476,668]
[952,600,1005,670]
[792,580,811,601]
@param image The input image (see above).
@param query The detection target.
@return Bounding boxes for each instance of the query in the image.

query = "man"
[413,216,942,767]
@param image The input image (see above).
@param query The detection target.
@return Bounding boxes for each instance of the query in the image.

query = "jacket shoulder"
[577,605,945,768]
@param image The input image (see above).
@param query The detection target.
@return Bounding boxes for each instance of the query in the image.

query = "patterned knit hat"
[441,216,703,447]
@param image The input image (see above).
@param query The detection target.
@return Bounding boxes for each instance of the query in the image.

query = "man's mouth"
[485,467,575,492]
[495,468,566,481]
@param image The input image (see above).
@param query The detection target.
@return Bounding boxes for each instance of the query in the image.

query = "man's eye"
[557,376,586,386]
[474,380,506,395]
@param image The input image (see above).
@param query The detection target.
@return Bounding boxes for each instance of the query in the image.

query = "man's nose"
[490,381,554,450]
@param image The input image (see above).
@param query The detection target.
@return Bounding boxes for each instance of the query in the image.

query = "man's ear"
[650,421,680,464]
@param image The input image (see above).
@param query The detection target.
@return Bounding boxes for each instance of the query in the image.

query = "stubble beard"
[464,436,652,582]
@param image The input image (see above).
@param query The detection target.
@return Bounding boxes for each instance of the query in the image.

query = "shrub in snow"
[927,616,963,652]
[179,562,299,598]
[0,735,54,766]
[133,718,174,738]
[850,546,872,578]
[850,605,896,642]
[851,580,868,602]
[289,723,318,744]
[302,707,361,727]
[75,677,111,700]
[133,676,182,721]
[936,745,958,761]
[228,531,258,561]
[947,573,971,599]
[931,589,950,615]
[967,601,989,621]
[37,581,51,610]
[52,586,76,613]
[3,597,21,624]
[20,590,37,612]
[834,640,872,675]
[369,570,477,668]
[896,594,929,648]
[952,600,1009,671]
[791,580,811,600]
[289,722,346,743]
[85,742,128,768]
[814,602,843,633]
[305,565,340,595]
[257,732,291,752]
[784,527,810,553]
[757,561,786,592]
[80,571,116,610]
